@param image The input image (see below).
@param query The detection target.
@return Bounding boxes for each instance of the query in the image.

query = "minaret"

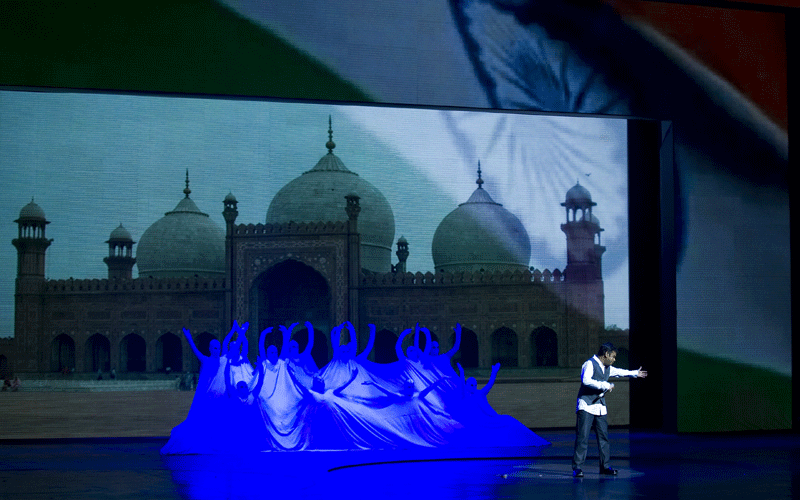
[13,198,52,281]
[13,198,52,371]
[561,182,605,282]
[393,236,409,273]
[104,224,136,280]
[223,190,238,330]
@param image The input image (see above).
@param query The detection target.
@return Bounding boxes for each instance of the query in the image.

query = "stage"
[2,430,796,499]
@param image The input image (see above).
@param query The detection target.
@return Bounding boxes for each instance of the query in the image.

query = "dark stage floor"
[1,430,797,499]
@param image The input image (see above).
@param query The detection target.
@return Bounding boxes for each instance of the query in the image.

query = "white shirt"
[576,355,639,415]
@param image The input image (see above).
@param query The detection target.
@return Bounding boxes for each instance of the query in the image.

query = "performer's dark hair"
[597,342,617,357]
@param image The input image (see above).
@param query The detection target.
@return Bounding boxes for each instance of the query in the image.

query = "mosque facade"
[2,126,610,376]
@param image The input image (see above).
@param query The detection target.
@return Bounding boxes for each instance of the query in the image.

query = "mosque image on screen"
[6,119,617,416]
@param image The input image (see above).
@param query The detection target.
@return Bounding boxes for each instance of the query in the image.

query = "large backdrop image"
[0,93,629,430]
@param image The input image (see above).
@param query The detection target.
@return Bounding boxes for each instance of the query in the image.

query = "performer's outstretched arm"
[182,327,206,361]
[330,323,342,356]
[239,334,250,365]
[223,321,238,354]
[258,327,273,361]
[396,328,412,360]
[444,324,462,359]
[224,360,234,397]
[457,362,467,398]
[419,377,449,399]
[357,324,376,361]
[420,326,432,356]
[302,321,314,356]
[478,363,501,397]
[278,324,296,359]
[344,321,357,354]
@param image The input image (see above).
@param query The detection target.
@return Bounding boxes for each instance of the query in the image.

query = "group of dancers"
[161,321,549,454]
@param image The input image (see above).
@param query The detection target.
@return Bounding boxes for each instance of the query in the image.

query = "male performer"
[572,342,646,478]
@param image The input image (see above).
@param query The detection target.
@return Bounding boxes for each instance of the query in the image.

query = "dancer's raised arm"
[182,327,206,361]
[278,323,297,359]
[330,323,343,356]
[251,361,265,397]
[478,363,501,397]
[419,326,433,356]
[344,321,357,354]
[357,324,376,361]
[223,320,239,354]
[443,324,462,359]
[396,328,412,360]
[303,322,315,356]
[224,359,234,397]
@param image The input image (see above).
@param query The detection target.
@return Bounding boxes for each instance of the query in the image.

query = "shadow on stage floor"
[1,430,797,499]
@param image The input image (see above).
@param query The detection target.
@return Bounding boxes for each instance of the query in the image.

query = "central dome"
[266,121,395,273]
[136,176,225,278]
[432,168,531,273]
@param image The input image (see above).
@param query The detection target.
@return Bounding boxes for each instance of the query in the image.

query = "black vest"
[577,357,610,406]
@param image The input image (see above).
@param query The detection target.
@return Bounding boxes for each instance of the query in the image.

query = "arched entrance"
[85,334,110,373]
[372,329,398,363]
[51,334,75,372]
[491,327,518,368]
[531,326,558,367]
[250,259,332,341]
[120,333,146,372]
[157,332,182,373]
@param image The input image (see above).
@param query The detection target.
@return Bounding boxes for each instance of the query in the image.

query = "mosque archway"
[120,333,146,372]
[157,332,182,373]
[250,259,332,342]
[451,327,478,368]
[372,329,398,363]
[85,334,110,373]
[531,326,558,367]
[51,334,75,372]
[491,327,518,368]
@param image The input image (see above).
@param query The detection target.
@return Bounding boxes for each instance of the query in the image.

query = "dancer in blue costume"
[425,324,461,378]
[226,323,255,391]
[163,320,549,454]
[394,326,453,414]
[161,321,245,454]
[289,359,362,450]
[255,324,312,450]
[222,352,268,452]
[451,362,549,448]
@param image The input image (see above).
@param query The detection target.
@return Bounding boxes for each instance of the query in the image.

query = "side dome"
[432,169,531,273]
[136,176,225,278]
[265,121,395,273]
[563,182,596,208]
[18,198,47,221]
[108,223,133,242]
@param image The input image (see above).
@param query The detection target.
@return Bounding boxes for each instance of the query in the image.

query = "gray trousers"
[572,409,610,470]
